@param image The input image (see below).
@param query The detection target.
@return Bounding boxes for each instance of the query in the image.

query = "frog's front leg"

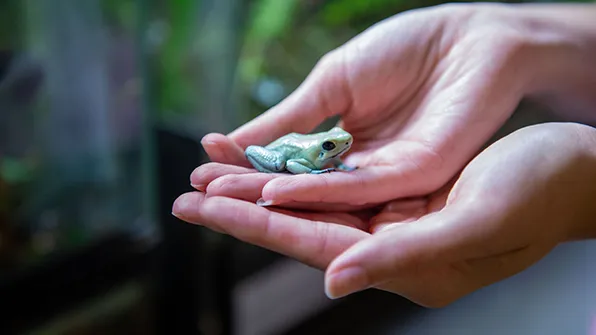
[331,158,358,172]
[245,145,286,173]
[286,158,335,174]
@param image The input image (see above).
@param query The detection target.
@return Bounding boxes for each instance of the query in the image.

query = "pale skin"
[172,3,596,306]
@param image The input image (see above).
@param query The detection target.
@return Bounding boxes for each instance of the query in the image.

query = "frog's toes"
[311,168,335,174]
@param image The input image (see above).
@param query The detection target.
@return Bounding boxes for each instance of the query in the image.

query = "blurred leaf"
[238,0,299,84]
[320,0,500,29]
[156,0,198,117]
[0,0,23,49]
[0,157,33,184]
[102,0,137,31]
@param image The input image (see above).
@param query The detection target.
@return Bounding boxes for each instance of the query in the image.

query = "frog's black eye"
[322,141,336,151]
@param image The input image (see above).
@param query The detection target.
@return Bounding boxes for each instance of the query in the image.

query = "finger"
[367,198,428,233]
[205,172,381,212]
[190,162,257,191]
[270,201,378,213]
[369,211,424,234]
[171,192,369,270]
[379,197,428,213]
[261,163,435,206]
[228,50,351,149]
[268,208,369,232]
[200,133,252,167]
[323,204,517,299]
[205,172,280,201]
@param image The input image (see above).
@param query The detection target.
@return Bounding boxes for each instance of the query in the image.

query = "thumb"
[323,206,496,300]
[228,50,352,149]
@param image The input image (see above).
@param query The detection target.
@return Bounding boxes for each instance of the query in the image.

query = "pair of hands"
[172,3,596,307]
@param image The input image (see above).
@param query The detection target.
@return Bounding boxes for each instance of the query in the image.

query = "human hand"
[324,122,596,305]
[173,122,596,307]
[197,2,547,208]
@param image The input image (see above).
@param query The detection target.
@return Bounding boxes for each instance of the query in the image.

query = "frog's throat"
[330,145,350,159]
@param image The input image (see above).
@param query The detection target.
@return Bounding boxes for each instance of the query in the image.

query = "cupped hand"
[325,122,596,306]
[173,122,596,307]
[197,2,538,207]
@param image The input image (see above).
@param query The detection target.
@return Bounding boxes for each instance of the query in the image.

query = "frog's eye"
[322,141,336,151]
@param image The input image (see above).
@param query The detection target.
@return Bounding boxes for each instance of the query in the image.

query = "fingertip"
[191,183,206,191]
[189,164,216,190]
[324,264,371,299]
[200,132,227,146]
[201,133,250,166]
[369,223,392,234]
[256,198,277,207]
[368,211,424,233]
[324,225,409,295]
[204,173,248,197]
[261,169,374,204]
[261,178,281,202]
[261,175,310,203]
[172,191,205,220]
[190,163,256,193]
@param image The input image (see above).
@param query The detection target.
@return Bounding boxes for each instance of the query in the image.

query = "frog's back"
[266,133,307,149]
[265,132,319,155]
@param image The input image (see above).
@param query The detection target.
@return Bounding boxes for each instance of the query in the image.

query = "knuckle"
[312,222,331,260]
[315,49,343,72]
[206,174,241,194]
[417,142,446,174]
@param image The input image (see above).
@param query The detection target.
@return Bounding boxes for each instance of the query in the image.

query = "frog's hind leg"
[245,145,286,173]
[286,159,334,174]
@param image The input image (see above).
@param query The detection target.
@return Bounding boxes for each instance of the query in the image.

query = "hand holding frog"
[174,122,596,306]
[194,3,596,208]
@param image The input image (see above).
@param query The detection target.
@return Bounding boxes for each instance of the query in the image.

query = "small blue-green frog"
[244,127,358,174]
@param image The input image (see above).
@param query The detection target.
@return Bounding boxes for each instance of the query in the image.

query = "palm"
[199,5,527,208]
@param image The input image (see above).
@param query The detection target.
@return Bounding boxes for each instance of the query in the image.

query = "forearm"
[510,3,596,121]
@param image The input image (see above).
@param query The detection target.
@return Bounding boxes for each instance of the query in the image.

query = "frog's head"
[316,127,353,162]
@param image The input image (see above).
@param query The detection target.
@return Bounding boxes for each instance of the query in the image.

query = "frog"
[244,126,358,174]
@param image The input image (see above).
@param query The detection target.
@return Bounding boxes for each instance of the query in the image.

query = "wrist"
[509,4,596,117]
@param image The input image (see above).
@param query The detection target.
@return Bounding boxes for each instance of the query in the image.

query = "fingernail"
[200,135,217,146]
[171,211,194,223]
[191,183,206,190]
[325,267,370,299]
[171,193,195,218]
[256,198,278,207]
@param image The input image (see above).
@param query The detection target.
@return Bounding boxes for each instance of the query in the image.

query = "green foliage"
[319,0,500,30]
[239,0,299,85]
[103,0,137,31]
[0,157,34,185]
[154,0,200,118]
[0,0,23,49]
[321,0,412,27]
